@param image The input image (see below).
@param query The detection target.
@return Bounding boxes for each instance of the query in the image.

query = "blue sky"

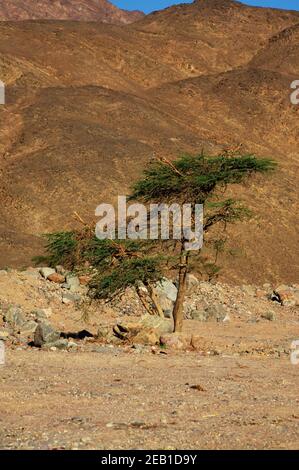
[112,1,299,14]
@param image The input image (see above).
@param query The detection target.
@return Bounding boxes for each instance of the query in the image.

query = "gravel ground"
[0,348,298,450]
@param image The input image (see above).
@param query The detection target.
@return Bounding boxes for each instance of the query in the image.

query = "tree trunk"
[173,245,189,333]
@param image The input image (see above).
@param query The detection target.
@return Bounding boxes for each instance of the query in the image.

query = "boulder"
[34,322,60,347]
[139,315,173,334]
[133,329,160,346]
[31,308,52,321]
[160,333,191,351]
[62,292,81,304]
[47,273,65,284]
[79,275,91,286]
[64,274,80,292]
[21,268,41,280]
[4,306,25,327]
[191,303,228,322]
[186,274,200,293]
[113,315,173,344]
[39,267,56,279]
[153,278,177,318]
[42,339,69,350]
[55,265,66,275]
[19,321,38,336]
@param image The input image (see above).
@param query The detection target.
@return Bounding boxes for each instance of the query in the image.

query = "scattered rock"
[55,265,66,275]
[31,308,52,320]
[186,274,200,293]
[62,292,81,304]
[160,333,191,350]
[42,339,69,350]
[34,322,60,347]
[4,306,25,327]
[191,303,227,322]
[139,315,173,334]
[79,275,91,286]
[47,273,65,284]
[64,274,80,292]
[19,321,38,336]
[189,384,206,391]
[261,311,276,321]
[21,268,41,280]
[153,279,177,318]
[97,325,111,338]
[39,267,56,279]
[133,329,160,346]
[112,315,173,345]
[273,285,298,307]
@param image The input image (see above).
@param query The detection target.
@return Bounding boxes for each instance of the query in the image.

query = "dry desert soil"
[1,347,298,450]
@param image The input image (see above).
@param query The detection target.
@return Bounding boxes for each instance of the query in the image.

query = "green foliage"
[89,256,163,299]
[36,229,164,298]
[36,152,276,301]
[204,199,252,231]
[131,153,276,204]
[40,231,77,267]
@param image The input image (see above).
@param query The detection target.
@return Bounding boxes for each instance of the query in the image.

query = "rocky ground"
[0,267,298,449]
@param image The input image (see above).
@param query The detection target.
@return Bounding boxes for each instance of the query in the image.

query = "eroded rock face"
[0,0,144,24]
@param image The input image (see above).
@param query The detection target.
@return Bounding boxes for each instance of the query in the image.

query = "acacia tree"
[39,152,275,334]
[130,153,276,332]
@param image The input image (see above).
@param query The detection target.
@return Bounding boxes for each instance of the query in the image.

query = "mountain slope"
[0,0,299,283]
[0,0,144,24]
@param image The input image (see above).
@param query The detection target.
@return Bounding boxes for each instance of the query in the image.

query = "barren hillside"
[0,0,298,284]
[0,0,144,24]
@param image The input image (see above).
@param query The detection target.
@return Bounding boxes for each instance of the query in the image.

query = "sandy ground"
[0,347,298,450]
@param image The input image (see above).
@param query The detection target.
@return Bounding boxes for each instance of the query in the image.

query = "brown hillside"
[250,22,299,76]
[0,0,144,24]
[0,0,298,284]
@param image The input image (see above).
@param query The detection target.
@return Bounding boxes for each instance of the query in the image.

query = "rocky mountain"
[0,0,299,284]
[0,0,144,24]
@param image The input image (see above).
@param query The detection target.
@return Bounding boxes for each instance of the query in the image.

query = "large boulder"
[34,322,60,347]
[3,306,25,327]
[153,278,177,318]
[19,321,38,336]
[191,303,228,322]
[112,315,173,345]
